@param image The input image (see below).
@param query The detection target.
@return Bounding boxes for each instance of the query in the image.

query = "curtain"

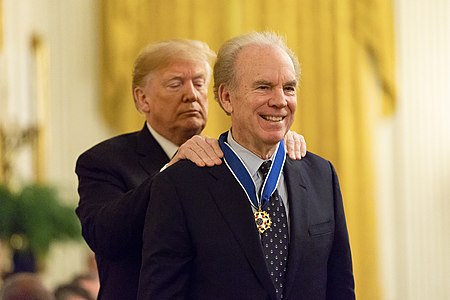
[0,0,4,182]
[100,1,396,298]
[0,0,3,50]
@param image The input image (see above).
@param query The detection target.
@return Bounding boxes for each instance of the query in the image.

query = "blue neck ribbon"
[218,132,286,210]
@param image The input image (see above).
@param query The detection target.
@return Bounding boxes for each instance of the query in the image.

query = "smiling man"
[138,32,355,300]
[76,39,307,300]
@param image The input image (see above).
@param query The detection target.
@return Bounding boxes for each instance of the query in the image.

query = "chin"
[266,129,286,140]
[184,123,205,136]
[261,135,284,146]
[183,117,205,127]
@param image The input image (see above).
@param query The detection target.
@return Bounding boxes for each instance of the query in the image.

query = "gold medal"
[254,210,272,234]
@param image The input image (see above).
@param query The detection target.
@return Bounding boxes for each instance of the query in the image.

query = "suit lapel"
[135,124,170,176]
[208,165,277,300]
[283,158,310,299]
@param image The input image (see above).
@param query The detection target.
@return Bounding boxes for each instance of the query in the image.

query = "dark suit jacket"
[76,124,170,300]
[138,151,355,300]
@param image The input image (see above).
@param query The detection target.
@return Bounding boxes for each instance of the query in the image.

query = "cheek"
[199,96,208,111]
[202,101,208,114]
[287,98,297,114]
[199,89,208,103]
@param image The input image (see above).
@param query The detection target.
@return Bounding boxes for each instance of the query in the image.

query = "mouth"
[261,115,285,122]
[181,109,201,114]
[180,110,203,119]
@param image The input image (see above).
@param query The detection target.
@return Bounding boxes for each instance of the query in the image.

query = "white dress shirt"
[226,131,290,228]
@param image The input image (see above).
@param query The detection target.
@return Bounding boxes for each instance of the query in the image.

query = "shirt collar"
[146,122,178,159]
[226,130,278,178]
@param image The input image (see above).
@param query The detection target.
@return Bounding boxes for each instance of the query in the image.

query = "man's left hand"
[168,135,224,168]
[285,130,307,160]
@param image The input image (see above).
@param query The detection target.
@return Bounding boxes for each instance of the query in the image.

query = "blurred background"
[0,0,449,299]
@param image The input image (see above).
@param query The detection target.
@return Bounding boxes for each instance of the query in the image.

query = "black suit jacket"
[138,152,355,300]
[75,124,169,300]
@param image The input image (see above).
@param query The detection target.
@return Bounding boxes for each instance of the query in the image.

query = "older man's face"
[142,59,210,145]
[228,45,297,157]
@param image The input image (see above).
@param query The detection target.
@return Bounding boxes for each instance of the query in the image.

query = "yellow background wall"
[100,1,396,298]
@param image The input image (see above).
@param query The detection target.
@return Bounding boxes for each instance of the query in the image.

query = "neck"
[171,133,195,147]
[230,131,278,160]
[147,122,199,147]
[252,146,276,160]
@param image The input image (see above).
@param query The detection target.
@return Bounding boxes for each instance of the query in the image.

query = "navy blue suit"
[76,124,169,300]
[138,150,355,300]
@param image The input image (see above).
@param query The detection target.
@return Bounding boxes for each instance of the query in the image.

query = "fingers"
[204,137,224,159]
[284,131,307,160]
[284,130,300,160]
[193,136,223,166]
[299,135,307,158]
[175,135,223,167]
[169,146,206,167]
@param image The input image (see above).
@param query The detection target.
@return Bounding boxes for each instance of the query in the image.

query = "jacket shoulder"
[76,131,142,167]
[83,131,140,155]
[161,160,209,177]
[156,159,221,186]
[297,151,332,168]
[287,151,336,180]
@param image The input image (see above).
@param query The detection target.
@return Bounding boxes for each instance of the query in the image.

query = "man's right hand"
[168,135,224,168]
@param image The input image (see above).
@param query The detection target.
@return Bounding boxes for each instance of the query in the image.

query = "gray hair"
[213,31,301,101]
[132,39,216,91]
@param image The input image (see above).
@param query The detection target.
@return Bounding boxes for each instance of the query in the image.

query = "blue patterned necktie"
[258,160,289,299]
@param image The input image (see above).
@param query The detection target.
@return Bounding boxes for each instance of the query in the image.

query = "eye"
[167,81,182,89]
[284,85,296,95]
[193,80,206,89]
[253,81,273,92]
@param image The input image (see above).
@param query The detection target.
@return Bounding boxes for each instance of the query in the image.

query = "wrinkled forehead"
[149,58,211,82]
[234,45,296,80]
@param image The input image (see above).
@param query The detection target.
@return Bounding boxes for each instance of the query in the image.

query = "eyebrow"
[284,80,298,87]
[252,80,272,87]
[165,73,207,81]
[252,79,298,87]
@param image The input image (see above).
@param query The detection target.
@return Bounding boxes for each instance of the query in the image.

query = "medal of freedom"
[219,132,285,235]
[254,210,272,234]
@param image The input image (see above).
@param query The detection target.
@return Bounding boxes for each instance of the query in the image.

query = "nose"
[182,81,199,103]
[268,87,287,108]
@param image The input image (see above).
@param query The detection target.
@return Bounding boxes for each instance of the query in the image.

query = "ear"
[218,84,233,115]
[133,87,151,113]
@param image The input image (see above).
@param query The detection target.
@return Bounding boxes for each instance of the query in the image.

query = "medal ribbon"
[218,132,286,210]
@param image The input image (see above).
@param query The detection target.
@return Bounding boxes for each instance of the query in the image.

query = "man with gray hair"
[138,32,354,299]
[76,38,306,300]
